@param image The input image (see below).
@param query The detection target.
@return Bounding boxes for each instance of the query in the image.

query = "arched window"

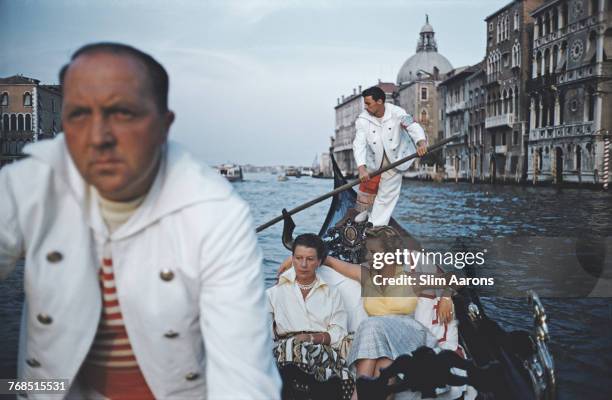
[505,15,510,39]
[18,114,24,131]
[514,42,521,66]
[420,109,428,124]
[503,89,508,114]
[497,20,501,42]
[23,92,32,106]
[25,114,32,131]
[514,11,519,30]
[514,86,519,116]
[508,88,514,114]
[10,114,17,131]
[2,114,8,132]
[1,92,8,106]
[575,145,582,171]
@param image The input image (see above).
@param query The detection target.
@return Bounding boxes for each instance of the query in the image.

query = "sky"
[0,0,510,166]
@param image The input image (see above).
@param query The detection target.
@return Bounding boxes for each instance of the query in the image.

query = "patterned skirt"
[274,337,354,399]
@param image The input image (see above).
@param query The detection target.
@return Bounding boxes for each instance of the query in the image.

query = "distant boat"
[285,167,301,177]
[277,175,288,182]
[217,164,243,182]
[299,167,314,177]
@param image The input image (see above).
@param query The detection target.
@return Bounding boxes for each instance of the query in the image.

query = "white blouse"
[267,268,348,347]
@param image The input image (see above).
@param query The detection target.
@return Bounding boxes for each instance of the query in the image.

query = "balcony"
[446,101,466,114]
[485,114,515,129]
[526,74,557,92]
[495,145,507,154]
[529,122,595,141]
[486,73,501,85]
[1,130,36,141]
[534,16,597,48]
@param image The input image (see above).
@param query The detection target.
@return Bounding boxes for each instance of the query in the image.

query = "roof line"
[484,0,518,21]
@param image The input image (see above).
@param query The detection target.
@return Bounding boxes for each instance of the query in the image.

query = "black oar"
[256,134,463,233]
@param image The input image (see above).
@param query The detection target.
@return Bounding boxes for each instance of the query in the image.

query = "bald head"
[60,42,169,112]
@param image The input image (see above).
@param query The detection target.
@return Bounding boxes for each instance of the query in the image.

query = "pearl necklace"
[297,280,316,291]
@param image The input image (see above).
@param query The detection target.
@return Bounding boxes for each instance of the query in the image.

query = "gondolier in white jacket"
[0,43,280,399]
[353,86,428,226]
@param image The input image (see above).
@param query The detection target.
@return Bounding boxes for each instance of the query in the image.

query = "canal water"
[1,173,611,399]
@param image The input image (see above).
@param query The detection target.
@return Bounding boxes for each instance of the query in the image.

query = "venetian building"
[526,0,612,185]
[396,16,453,146]
[0,75,62,168]
[484,0,544,182]
[439,63,487,181]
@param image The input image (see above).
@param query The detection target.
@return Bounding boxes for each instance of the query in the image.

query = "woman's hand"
[437,297,454,324]
[276,255,293,280]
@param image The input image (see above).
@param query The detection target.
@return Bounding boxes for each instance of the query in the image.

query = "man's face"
[364,95,384,117]
[62,51,174,201]
[292,245,321,282]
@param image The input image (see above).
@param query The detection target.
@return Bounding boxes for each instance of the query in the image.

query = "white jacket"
[0,135,281,399]
[353,103,426,172]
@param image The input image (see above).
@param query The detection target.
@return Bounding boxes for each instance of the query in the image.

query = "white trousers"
[369,169,402,226]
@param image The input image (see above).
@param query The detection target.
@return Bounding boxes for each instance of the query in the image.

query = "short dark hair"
[292,233,327,261]
[59,42,169,112]
[362,86,386,102]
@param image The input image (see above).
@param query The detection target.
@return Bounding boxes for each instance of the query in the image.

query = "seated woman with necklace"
[267,233,354,400]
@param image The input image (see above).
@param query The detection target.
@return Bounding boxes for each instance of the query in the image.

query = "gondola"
[278,155,556,400]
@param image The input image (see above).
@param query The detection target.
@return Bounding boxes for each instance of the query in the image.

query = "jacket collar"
[357,103,396,127]
[23,134,232,240]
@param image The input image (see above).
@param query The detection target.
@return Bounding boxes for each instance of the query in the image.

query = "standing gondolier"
[354,86,428,226]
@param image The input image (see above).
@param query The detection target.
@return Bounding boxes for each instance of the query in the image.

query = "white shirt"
[267,268,348,347]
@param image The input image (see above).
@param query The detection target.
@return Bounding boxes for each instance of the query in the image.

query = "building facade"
[484,0,544,182]
[439,63,488,181]
[439,67,472,180]
[1,75,62,167]
[526,0,612,185]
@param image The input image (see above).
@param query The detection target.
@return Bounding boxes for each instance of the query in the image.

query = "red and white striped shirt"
[79,257,154,399]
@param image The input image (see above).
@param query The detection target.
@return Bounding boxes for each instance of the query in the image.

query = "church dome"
[396,16,453,84]
[420,22,434,33]
[397,52,453,84]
